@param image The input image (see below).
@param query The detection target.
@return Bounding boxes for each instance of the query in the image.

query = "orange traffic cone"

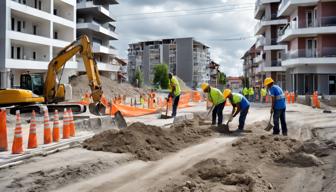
[53,110,60,142]
[68,109,76,137]
[62,109,70,139]
[28,110,38,149]
[0,109,8,152]
[12,110,23,154]
[44,109,52,144]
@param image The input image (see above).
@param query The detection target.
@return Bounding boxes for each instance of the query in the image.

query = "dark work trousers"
[273,108,287,135]
[212,102,225,126]
[172,95,180,117]
[238,106,249,130]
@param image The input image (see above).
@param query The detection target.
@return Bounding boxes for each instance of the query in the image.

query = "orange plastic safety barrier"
[110,103,157,117]
[12,110,23,154]
[28,110,38,149]
[291,92,295,104]
[192,91,202,102]
[0,109,8,152]
[68,109,76,137]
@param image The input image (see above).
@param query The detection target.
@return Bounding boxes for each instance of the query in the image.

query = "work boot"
[283,132,288,136]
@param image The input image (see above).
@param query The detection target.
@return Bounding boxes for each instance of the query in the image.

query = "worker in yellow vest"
[248,87,255,102]
[201,83,225,126]
[260,88,267,103]
[242,87,248,97]
[168,73,181,117]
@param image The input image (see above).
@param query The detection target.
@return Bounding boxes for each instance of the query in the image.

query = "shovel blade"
[160,114,172,119]
[114,111,127,129]
[264,123,274,132]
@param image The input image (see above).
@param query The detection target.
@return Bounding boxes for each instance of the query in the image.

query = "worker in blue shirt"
[264,77,287,136]
[223,89,250,132]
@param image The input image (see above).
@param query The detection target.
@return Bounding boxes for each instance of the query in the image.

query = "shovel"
[264,112,274,131]
[160,99,171,119]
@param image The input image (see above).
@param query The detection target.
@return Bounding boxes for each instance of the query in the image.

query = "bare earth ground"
[0,103,335,192]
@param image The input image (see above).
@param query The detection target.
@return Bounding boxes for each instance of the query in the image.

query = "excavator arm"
[44,35,103,105]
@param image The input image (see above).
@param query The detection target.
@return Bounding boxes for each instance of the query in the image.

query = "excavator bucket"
[89,102,106,116]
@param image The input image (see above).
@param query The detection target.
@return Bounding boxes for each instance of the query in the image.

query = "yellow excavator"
[0,35,107,116]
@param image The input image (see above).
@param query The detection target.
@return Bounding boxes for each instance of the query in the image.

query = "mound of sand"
[70,75,148,101]
[83,119,214,161]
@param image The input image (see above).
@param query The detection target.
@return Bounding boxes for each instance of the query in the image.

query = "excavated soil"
[160,131,334,192]
[83,119,214,161]
[6,160,112,192]
[70,75,148,100]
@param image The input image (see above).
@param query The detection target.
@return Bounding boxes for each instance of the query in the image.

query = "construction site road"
[0,103,335,192]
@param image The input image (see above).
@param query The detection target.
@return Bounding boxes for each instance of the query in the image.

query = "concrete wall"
[176,38,193,87]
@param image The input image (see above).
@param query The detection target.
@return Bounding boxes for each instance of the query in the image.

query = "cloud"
[111,0,256,76]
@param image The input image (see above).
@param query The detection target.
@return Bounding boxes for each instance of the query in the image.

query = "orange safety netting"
[110,103,158,117]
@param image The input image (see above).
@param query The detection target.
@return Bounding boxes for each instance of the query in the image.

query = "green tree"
[153,64,169,89]
[134,66,144,88]
[218,72,226,85]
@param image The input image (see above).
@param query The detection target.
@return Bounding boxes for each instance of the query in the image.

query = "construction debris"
[83,119,214,161]
[70,75,148,101]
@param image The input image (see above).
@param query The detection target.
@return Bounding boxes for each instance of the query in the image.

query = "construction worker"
[260,87,267,103]
[242,87,248,98]
[201,83,225,126]
[168,73,181,117]
[223,89,250,132]
[248,87,254,102]
[264,77,287,136]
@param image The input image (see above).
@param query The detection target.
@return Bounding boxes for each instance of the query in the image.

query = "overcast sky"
[111,0,256,77]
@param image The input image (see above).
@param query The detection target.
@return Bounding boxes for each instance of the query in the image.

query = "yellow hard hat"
[201,83,209,91]
[264,77,274,87]
[223,89,232,99]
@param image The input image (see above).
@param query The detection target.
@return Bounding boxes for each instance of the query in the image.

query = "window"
[22,21,25,29]
[17,21,21,32]
[34,0,37,8]
[33,52,36,60]
[38,1,41,10]
[17,47,21,59]
[54,31,58,39]
[33,25,37,35]
[329,75,336,95]
[11,46,14,59]
[11,18,15,30]
[54,9,57,15]
[306,39,317,57]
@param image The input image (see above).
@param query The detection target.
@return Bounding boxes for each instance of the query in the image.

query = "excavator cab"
[20,73,44,95]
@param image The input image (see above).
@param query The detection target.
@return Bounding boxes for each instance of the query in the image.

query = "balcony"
[254,0,281,19]
[77,1,115,22]
[255,17,288,35]
[278,17,336,42]
[92,42,117,55]
[256,36,266,48]
[253,54,264,63]
[278,0,319,17]
[77,22,118,40]
[282,48,336,67]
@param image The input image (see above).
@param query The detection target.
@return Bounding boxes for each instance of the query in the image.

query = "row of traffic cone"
[11,108,76,154]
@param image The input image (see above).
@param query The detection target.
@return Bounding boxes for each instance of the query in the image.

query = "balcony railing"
[285,48,336,59]
[271,60,281,67]
[279,16,336,36]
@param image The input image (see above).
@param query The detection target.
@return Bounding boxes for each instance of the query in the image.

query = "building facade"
[76,0,120,80]
[254,0,288,88]
[244,0,336,95]
[278,0,336,95]
[0,0,77,88]
[242,44,259,87]
[128,38,211,88]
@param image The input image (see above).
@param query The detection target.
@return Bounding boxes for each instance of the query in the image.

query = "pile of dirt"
[176,76,192,92]
[161,158,274,192]
[6,160,110,192]
[83,119,214,161]
[70,75,148,101]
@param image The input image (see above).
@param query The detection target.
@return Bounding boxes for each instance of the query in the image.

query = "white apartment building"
[254,0,288,88]
[0,0,77,88]
[76,0,120,80]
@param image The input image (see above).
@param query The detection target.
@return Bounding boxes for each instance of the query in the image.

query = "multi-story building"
[227,77,243,90]
[254,0,288,88]
[0,0,77,88]
[242,44,260,87]
[76,0,120,80]
[278,0,336,95]
[128,38,211,88]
